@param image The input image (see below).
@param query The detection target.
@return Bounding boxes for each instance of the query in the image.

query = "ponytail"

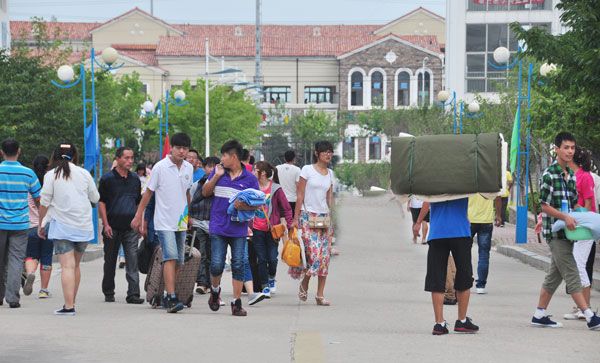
[50,143,79,180]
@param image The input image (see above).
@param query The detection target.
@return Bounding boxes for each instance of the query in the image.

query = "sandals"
[315,296,331,306]
[298,284,308,302]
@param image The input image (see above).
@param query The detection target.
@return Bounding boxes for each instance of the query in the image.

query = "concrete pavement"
[0,193,597,362]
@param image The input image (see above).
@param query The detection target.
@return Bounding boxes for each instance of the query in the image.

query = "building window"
[465,23,550,92]
[343,137,355,160]
[396,71,411,107]
[304,86,333,104]
[467,0,551,11]
[140,84,148,95]
[1,22,7,49]
[369,136,382,160]
[350,71,364,107]
[370,70,384,108]
[264,86,291,104]
[417,71,431,107]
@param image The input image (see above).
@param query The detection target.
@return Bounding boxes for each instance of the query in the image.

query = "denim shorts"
[54,239,88,255]
[26,227,54,267]
[157,230,186,264]
[210,234,246,281]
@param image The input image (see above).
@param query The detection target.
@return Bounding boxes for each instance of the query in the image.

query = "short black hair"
[554,132,576,148]
[203,156,220,167]
[1,138,19,157]
[220,140,243,160]
[115,146,133,159]
[171,132,191,148]
[136,162,146,171]
[188,149,200,159]
[241,148,250,162]
[249,155,255,165]
[312,140,334,163]
[574,146,592,172]
[284,150,296,163]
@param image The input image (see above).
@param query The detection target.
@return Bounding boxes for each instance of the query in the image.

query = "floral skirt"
[288,211,333,279]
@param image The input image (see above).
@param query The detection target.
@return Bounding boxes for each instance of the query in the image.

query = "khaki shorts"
[542,238,582,294]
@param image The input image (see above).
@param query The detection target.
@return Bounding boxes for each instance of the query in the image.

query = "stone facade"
[339,38,443,110]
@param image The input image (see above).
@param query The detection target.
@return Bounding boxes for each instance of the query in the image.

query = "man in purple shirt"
[202,140,259,317]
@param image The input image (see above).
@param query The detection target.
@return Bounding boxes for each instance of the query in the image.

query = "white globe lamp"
[437,90,450,103]
[101,47,119,65]
[57,65,75,83]
[493,47,510,64]
[468,101,480,113]
[142,100,155,113]
[174,90,186,102]
[540,63,557,77]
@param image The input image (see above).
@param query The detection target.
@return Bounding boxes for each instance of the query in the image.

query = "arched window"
[417,71,432,106]
[350,71,364,106]
[397,71,411,106]
[370,71,384,107]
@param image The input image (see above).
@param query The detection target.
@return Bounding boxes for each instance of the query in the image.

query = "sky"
[9,0,446,24]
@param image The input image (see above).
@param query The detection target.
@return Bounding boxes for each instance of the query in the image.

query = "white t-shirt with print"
[276,163,301,202]
[147,156,193,231]
[300,165,334,214]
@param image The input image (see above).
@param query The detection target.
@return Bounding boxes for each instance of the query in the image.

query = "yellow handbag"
[282,228,303,267]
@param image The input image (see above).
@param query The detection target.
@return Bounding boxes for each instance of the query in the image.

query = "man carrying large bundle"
[394,133,505,335]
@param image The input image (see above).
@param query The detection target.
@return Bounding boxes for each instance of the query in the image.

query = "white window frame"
[368,68,387,110]
[415,68,434,107]
[347,67,368,110]
[394,68,413,109]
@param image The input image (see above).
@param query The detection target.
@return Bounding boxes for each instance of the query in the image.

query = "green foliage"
[511,0,600,156]
[161,80,262,157]
[335,162,391,192]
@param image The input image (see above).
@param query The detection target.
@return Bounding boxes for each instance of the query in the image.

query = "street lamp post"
[51,47,123,244]
[488,46,533,244]
[437,90,482,134]
[142,89,188,158]
[420,57,430,107]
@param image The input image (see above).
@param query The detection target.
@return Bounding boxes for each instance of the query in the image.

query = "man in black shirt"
[99,147,143,304]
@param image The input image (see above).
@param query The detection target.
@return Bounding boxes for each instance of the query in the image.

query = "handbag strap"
[261,205,272,229]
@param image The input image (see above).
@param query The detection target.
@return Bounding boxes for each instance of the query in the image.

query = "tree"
[511,0,600,157]
[290,107,345,165]
[158,80,262,157]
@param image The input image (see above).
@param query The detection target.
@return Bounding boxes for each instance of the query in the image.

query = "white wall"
[0,0,10,50]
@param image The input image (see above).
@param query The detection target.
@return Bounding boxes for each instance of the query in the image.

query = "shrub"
[335,162,391,192]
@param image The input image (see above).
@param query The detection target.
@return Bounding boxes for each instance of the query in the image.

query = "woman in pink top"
[564,146,595,320]
[251,161,293,296]
[23,155,53,298]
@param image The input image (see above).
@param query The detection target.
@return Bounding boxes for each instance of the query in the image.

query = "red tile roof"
[10,21,96,41]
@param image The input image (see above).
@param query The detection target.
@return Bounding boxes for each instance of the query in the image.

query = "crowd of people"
[0,135,336,317]
[412,131,600,334]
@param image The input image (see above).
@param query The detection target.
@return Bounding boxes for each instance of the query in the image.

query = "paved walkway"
[0,193,597,362]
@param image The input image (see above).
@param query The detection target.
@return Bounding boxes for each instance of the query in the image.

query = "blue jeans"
[156,230,186,264]
[251,229,278,288]
[471,223,493,288]
[210,235,246,282]
[243,240,253,283]
[26,227,54,267]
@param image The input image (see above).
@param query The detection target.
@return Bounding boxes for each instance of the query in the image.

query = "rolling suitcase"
[144,231,202,308]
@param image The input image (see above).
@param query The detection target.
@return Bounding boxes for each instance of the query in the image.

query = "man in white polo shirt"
[131,133,193,313]
[276,150,301,216]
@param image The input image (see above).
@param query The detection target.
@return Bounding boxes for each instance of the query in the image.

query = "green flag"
[509,106,521,173]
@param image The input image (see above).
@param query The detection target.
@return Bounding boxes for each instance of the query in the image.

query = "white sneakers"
[476,288,487,295]
[563,307,586,320]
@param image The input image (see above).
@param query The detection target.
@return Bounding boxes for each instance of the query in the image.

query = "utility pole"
[254,0,263,88]
[150,0,154,15]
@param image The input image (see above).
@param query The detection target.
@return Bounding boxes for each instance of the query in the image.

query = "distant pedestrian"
[241,148,253,172]
[530,132,600,330]
[189,156,219,295]
[22,155,53,299]
[500,171,513,226]
[414,199,479,335]
[203,140,261,317]
[408,196,429,244]
[136,163,148,193]
[38,143,100,315]
[290,141,335,306]
[99,147,144,304]
[186,149,205,182]
[563,146,596,320]
[131,133,193,314]
[276,150,301,217]
[252,161,293,297]
[0,139,42,309]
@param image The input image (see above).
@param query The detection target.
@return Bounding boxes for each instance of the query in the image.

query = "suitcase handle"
[188,230,197,258]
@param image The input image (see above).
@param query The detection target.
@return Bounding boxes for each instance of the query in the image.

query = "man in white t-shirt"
[131,133,193,314]
[276,150,301,217]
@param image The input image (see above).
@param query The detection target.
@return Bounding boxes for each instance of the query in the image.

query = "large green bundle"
[391,133,502,195]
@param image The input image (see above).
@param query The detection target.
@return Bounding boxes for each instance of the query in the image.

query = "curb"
[51,245,104,264]
[494,242,600,292]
